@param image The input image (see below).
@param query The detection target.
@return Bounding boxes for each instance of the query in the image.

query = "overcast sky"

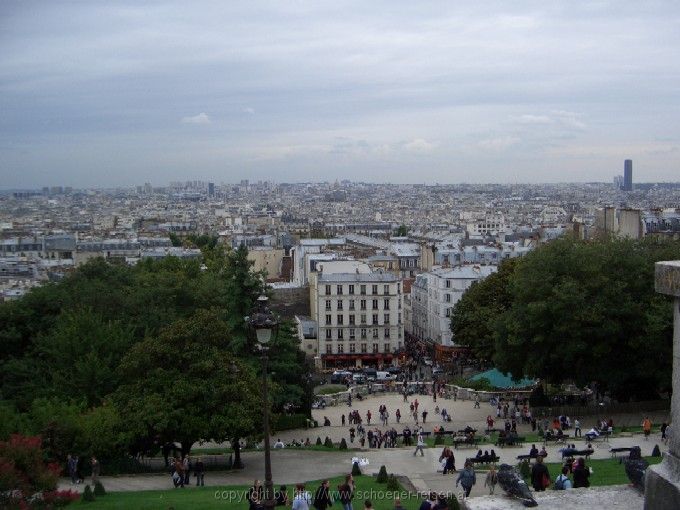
[1,1,679,187]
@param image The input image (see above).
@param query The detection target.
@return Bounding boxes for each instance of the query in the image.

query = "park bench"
[610,447,634,458]
[453,436,481,449]
[560,448,594,459]
[543,433,569,445]
[496,436,525,448]
[516,453,547,462]
[467,455,500,465]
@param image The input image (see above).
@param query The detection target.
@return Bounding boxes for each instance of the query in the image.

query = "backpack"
[554,475,567,490]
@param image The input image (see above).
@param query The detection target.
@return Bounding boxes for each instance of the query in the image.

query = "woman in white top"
[292,484,312,510]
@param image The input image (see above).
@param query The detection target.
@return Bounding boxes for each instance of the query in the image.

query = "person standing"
[90,456,100,485]
[342,414,346,426]
[173,457,185,488]
[183,455,191,485]
[194,457,205,486]
[396,409,401,423]
[312,480,333,510]
[484,465,498,495]
[456,461,476,498]
[643,417,653,440]
[422,410,428,423]
[574,417,581,437]
[414,432,425,456]
[67,454,77,485]
[292,484,312,510]
[530,456,550,492]
[418,492,437,510]
[276,485,290,506]
[572,458,591,488]
[338,474,355,510]
[474,395,480,409]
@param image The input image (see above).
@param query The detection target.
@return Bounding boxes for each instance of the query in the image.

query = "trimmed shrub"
[352,462,362,476]
[386,474,400,491]
[518,460,531,480]
[83,485,95,502]
[324,437,334,448]
[316,437,323,446]
[275,414,309,431]
[93,481,106,496]
[339,438,348,450]
[376,465,388,483]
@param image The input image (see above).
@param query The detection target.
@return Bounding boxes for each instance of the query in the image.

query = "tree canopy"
[451,236,678,400]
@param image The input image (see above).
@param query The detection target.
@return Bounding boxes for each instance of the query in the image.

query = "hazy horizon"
[2,1,679,187]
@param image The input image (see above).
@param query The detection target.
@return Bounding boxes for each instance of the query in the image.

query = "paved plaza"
[59,391,670,502]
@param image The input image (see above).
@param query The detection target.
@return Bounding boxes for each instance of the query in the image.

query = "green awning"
[470,368,536,389]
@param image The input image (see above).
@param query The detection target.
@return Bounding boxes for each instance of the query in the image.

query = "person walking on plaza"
[574,417,581,437]
[90,456,100,485]
[474,395,480,409]
[366,410,371,425]
[422,410,428,423]
[484,465,498,495]
[643,416,653,440]
[396,409,401,423]
[414,432,425,456]
[456,461,476,498]
[194,457,205,486]
[182,455,191,485]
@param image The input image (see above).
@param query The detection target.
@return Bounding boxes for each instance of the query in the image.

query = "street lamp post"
[247,295,278,510]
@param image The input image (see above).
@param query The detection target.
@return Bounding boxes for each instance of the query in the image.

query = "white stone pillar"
[645,261,680,509]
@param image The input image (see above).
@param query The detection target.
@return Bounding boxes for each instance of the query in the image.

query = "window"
[360,299,367,310]
[325,329,332,340]
[397,283,401,293]
[349,314,355,325]
[337,343,343,353]
[372,314,378,325]
[325,285,331,295]
[372,343,379,353]
[398,312,402,323]
[446,279,451,288]
[349,299,355,310]
[338,329,344,339]
[361,328,367,339]
[360,314,367,324]
[349,328,356,340]
[349,343,355,353]
[372,285,378,295]
[337,315,343,325]
[361,343,367,353]
[445,294,451,303]
[325,314,332,325]
[398,298,402,309]
[325,299,332,311]
[383,284,389,295]
[349,284,355,295]
[337,300,343,310]
[337,285,343,295]
[372,299,378,310]
[326,344,332,354]
[398,329,402,338]
[445,308,451,317]
[385,328,390,338]
[360,285,366,295]
[373,328,379,339]
[384,343,390,353]
[384,313,390,324]
[384,298,390,310]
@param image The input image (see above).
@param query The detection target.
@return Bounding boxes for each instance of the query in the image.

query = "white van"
[376,371,395,381]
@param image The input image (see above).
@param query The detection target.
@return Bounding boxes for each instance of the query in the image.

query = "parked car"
[330,370,352,384]
[352,373,366,384]
[376,371,396,381]
[363,368,377,381]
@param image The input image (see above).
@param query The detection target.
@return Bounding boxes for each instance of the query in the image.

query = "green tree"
[450,258,518,359]
[113,309,262,457]
[395,224,409,237]
[494,237,677,399]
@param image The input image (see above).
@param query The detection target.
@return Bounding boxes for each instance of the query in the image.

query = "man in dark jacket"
[530,456,550,492]
[313,480,333,510]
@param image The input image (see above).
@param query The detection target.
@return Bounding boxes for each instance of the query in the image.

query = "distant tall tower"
[208,182,215,197]
[622,159,633,191]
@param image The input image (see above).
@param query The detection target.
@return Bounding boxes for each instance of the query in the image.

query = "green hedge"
[275,414,310,431]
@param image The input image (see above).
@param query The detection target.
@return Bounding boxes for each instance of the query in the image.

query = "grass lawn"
[315,385,347,395]
[81,475,426,510]
[540,456,662,487]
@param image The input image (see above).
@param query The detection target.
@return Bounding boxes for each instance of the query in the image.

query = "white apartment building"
[310,261,404,368]
[410,265,497,346]
[464,212,507,236]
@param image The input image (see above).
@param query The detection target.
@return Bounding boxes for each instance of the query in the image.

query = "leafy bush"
[451,377,495,392]
[93,481,106,496]
[518,460,531,480]
[339,438,348,450]
[352,462,362,476]
[275,414,309,431]
[434,434,444,445]
[376,465,388,483]
[0,434,61,496]
[314,385,347,395]
[386,474,400,490]
[324,437,334,448]
[316,437,323,446]
[82,485,95,502]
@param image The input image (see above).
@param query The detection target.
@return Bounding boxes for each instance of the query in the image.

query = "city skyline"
[1,1,680,187]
